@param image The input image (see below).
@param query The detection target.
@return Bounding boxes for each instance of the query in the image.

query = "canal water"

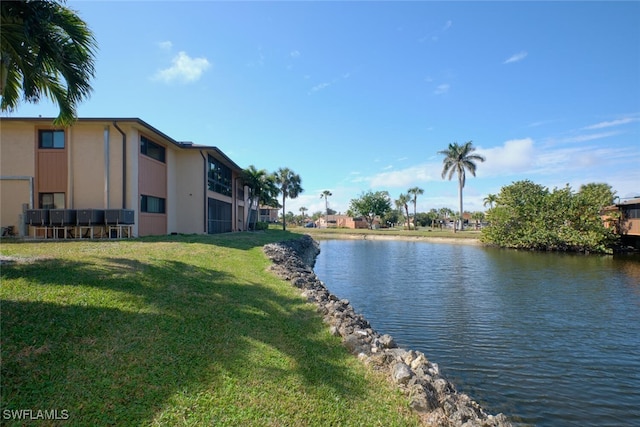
[313,239,640,426]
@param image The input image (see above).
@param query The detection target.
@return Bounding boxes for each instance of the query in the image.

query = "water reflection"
[314,240,640,427]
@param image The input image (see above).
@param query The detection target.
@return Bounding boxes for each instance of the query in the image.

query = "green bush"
[481,180,618,253]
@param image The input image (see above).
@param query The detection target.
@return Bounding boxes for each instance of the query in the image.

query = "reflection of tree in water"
[618,257,640,294]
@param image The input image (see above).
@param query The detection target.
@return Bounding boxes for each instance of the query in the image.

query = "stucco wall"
[0,122,37,232]
[69,124,108,209]
[174,150,206,234]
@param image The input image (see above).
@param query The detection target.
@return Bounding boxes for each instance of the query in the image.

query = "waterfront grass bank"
[1,232,421,426]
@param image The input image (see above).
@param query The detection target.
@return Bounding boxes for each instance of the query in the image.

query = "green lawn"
[0,232,420,426]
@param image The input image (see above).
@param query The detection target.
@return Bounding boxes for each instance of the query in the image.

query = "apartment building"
[0,117,251,237]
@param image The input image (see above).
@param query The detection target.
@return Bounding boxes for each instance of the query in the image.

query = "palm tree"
[273,167,303,231]
[242,165,278,230]
[483,193,498,209]
[438,141,486,232]
[299,206,308,224]
[471,211,485,230]
[407,186,424,229]
[438,207,454,229]
[395,193,411,230]
[1,0,97,126]
[320,190,332,228]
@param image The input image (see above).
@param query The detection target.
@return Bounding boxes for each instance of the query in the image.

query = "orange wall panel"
[138,213,167,236]
[138,155,167,197]
[37,150,67,192]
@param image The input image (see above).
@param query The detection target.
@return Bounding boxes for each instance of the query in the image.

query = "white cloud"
[308,71,353,94]
[476,138,535,176]
[368,164,438,188]
[290,50,301,58]
[583,117,639,130]
[434,83,450,95]
[158,41,173,50]
[533,145,630,176]
[310,82,331,93]
[153,51,211,84]
[555,131,620,144]
[443,20,452,31]
[503,51,528,64]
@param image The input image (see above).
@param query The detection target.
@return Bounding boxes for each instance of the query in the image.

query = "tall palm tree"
[438,141,485,232]
[407,186,424,229]
[242,165,278,230]
[483,193,498,209]
[1,0,97,126]
[273,167,303,231]
[320,190,332,228]
[395,193,411,230]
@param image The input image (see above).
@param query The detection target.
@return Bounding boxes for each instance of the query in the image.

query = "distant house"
[318,214,371,229]
[258,205,279,223]
[602,197,640,248]
[0,117,251,237]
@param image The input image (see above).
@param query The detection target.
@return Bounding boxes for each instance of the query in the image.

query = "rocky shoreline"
[263,234,511,427]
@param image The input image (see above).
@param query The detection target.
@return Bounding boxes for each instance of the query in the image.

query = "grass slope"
[0,232,420,426]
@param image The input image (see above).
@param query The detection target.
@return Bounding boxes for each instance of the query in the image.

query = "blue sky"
[7,1,640,216]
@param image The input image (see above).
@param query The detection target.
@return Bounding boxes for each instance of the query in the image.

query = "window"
[39,193,65,209]
[141,195,166,213]
[626,208,640,219]
[39,130,65,149]
[140,136,166,163]
[208,198,232,233]
[207,154,232,196]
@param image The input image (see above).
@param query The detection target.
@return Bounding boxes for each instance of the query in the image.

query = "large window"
[39,193,65,209]
[207,155,232,196]
[208,198,232,233]
[140,136,166,163]
[141,195,166,213]
[39,130,65,149]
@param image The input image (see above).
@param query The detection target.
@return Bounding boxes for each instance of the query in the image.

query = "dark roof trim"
[199,147,243,172]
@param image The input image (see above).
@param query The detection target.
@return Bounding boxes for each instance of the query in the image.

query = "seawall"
[263,234,511,427]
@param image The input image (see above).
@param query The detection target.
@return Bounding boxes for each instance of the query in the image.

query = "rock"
[343,334,366,354]
[379,334,397,349]
[410,352,429,371]
[391,362,413,385]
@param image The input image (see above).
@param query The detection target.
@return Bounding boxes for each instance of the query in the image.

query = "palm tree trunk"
[325,199,329,228]
[457,181,463,233]
[405,206,410,230]
[252,198,260,231]
[0,57,10,96]
[282,194,286,231]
